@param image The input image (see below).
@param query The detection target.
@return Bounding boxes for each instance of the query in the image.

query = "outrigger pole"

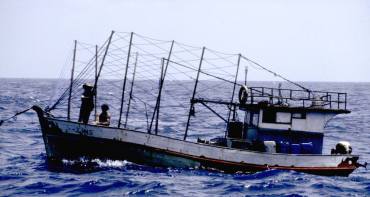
[149,40,174,134]
[124,52,138,128]
[183,47,206,141]
[67,40,77,120]
[118,32,134,128]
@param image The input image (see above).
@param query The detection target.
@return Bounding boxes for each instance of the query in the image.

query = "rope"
[0,107,33,126]
[165,58,243,87]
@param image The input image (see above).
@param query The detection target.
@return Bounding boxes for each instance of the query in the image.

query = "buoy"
[238,85,249,105]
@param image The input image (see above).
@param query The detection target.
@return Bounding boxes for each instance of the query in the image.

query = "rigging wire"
[240,55,310,92]
[47,31,313,135]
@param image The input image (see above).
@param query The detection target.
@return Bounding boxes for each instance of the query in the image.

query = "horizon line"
[0,77,369,83]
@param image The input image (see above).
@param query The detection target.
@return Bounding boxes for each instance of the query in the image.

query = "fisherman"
[97,104,110,126]
[78,83,94,124]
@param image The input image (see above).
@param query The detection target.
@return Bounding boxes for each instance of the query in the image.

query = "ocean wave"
[1,79,370,196]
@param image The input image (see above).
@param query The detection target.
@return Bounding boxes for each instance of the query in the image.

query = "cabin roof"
[240,103,351,114]
[192,98,351,114]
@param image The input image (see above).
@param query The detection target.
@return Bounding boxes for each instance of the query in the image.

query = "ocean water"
[0,78,369,196]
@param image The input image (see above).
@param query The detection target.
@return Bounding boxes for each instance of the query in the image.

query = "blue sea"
[0,79,369,196]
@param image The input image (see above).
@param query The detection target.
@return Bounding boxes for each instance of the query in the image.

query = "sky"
[0,0,369,82]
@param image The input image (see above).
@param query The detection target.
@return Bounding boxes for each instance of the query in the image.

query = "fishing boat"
[30,31,364,176]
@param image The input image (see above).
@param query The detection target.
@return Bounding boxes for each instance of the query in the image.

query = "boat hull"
[33,107,359,176]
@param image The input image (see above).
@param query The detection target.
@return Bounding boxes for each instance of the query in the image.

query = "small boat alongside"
[29,31,364,176]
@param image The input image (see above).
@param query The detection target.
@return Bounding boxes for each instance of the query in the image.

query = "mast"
[118,32,134,128]
[67,40,77,120]
[148,40,175,134]
[124,52,138,128]
[183,47,206,140]
[94,45,98,121]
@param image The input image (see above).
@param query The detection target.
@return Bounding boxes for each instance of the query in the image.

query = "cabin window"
[276,112,291,124]
[292,112,306,119]
[252,113,259,126]
[262,110,276,123]
[245,112,259,126]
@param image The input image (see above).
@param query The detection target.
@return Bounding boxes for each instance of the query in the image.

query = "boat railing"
[247,87,347,110]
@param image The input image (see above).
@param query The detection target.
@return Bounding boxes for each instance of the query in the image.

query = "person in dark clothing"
[97,104,110,126]
[78,83,94,124]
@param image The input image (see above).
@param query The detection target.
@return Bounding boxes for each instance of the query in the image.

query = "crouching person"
[97,104,110,126]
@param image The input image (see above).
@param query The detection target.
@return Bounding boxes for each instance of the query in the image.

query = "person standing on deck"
[97,104,110,126]
[78,83,94,124]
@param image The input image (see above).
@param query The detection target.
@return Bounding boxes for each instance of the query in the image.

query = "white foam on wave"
[92,159,129,168]
[61,158,129,168]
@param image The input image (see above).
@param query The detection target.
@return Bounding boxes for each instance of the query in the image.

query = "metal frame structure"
[56,31,350,141]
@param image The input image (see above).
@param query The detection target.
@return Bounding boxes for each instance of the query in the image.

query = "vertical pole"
[94,45,98,121]
[155,58,165,135]
[93,31,115,94]
[227,54,241,123]
[67,40,77,120]
[144,103,149,130]
[118,32,134,128]
[183,47,206,141]
[92,31,114,123]
[124,52,138,128]
[337,93,340,109]
[148,40,175,134]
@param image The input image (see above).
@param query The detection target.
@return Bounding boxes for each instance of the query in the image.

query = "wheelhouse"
[194,86,349,155]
